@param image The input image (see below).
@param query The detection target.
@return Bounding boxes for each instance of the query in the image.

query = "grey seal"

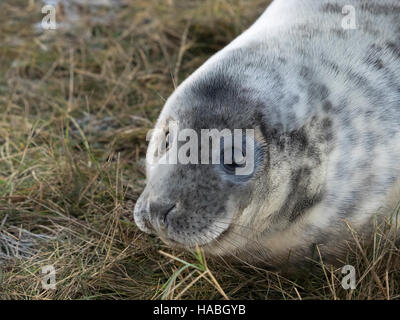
[134,0,400,266]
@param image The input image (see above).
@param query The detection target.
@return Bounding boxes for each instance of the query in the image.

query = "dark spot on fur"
[273,167,324,223]
[325,132,333,142]
[363,20,381,37]
[323,101,333,112]
[306,144,321,161]
[300,66,312,81]
[322,118,333,130]
[308,83,330,102]
[331,28,347,39]
[338,191,361,217]
[321,3,342,14]
[360,3,400,15]
[320,57,341,76]
[365,44,385,70]
[289,127,309,152]
[344,69,384,102]
[386,41,400,59]
[191,73,236,103]
[288,95,300,108]
[278,57,287,65]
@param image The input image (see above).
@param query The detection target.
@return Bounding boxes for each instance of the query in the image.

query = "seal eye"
[221,147,246,174]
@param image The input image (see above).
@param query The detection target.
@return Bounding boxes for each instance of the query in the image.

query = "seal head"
[133,46,331,265]
[134,0,400,265]
[134,67,267,249]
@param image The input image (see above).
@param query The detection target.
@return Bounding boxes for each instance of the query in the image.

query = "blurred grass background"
[0,0,399,300]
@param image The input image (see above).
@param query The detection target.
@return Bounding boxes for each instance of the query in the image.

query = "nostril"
[162,204,176,227]
[147,202,177,234]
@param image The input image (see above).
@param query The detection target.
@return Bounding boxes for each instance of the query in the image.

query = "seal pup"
[134,0,400,266]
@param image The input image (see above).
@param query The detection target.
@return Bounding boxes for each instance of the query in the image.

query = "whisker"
[205,227,269,266]
[212,219,267,233]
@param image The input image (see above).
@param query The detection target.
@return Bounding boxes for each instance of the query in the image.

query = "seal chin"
[161,236,212,250]
[158,235,186,249]
[160,219,232,250]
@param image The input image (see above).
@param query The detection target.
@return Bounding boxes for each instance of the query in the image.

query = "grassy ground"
[0,0,399,300]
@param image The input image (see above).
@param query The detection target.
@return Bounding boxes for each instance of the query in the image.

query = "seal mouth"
[154,205,234,250]
[181,222,233,251]
[160,224,232,251]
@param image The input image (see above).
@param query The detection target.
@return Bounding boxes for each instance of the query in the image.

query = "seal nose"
[149,202,176,233]
[133,198,153,234]
[133,197,176,235]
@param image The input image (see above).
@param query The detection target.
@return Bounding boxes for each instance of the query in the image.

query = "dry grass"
[0,0,399,300]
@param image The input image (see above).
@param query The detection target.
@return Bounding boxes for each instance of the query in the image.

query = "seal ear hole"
[165,131,171,151]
